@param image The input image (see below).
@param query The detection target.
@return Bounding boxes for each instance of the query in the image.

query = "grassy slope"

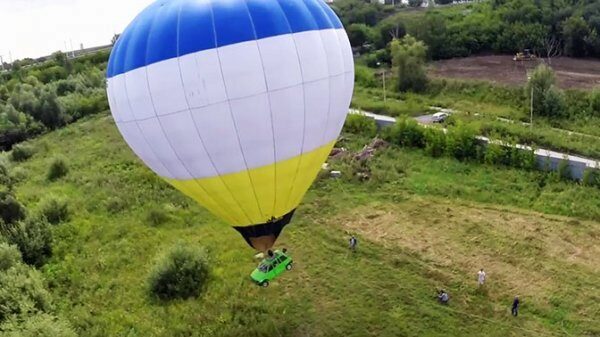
[7,115,600,337]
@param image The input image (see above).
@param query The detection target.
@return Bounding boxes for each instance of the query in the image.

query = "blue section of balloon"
[107,0,343,78]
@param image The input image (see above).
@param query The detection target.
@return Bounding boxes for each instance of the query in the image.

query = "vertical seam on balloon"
[208,0,265,223]
[138,3,235,224]
[311,0,341,147]
[274,0,309,213]
[242,0,278,219]
[335,29,354,142]
[171,0,240,225]
[304,0,335,153]
[120,17,174,180]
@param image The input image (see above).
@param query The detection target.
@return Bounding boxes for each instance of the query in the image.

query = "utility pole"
[377,62,387,104]
[527,75,533,130]
[530,86,533,129]
[382,70,387,104]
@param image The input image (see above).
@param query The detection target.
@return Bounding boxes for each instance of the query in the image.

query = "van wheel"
[261,281,269,287]
[286,263,293,271]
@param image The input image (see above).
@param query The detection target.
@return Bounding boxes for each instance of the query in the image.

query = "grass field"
[5,114,600,337]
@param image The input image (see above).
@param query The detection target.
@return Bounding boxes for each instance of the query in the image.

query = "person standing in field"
[349,235,357,252]
[511,296,520,316]
[477,268,486,286]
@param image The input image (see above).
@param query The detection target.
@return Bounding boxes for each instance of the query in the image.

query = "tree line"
[0,51,109,150]
[334,0,600,60]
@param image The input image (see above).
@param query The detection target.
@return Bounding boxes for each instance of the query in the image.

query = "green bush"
[11,144,35,162]
[526,65,568,118]
[484,142,510,166]
[105,196,126,214]
[512,148,537,170]
[47,157,68,181]
[0,192,27,224]
[0,313,77,337]
[590,89,600,115]
[354,65,378,88]
[0,242,22,272]
[0,265,53,322]
[391,35,428,93]
[557,159,572,181]
[0,217,52,268]
[368,149,408,184]
[38,197,69,225]
[146,208,170,227]
[383,117,425,148]
[445,123,480,161]
[542,86,567,118]
[9,167,28,183]
[582,169,599,187]
[423,128,446,157]
[0,162,12,187]
[344,113,377,137]
[148,244,211,301]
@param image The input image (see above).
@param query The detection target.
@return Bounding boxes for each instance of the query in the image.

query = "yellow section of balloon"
[166,141,336,226]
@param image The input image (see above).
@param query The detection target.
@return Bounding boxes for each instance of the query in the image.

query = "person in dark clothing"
[511,296,520,316]
[437,289,449,305]
[349,236,357,252]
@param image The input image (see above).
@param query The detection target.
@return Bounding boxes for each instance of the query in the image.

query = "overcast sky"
[0,0,154,61]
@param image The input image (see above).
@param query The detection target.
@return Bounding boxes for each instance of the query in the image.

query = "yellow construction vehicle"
[513,49,537,61]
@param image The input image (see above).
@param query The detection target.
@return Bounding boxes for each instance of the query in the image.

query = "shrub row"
[382,118,537,170]
[346,115,600,185]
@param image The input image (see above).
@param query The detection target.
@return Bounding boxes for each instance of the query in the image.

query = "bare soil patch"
[430,55,600,89]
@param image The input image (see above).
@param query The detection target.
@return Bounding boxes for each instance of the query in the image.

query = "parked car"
[431,112,449,123]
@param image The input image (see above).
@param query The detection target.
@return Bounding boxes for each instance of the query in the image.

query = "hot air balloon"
[106,0,354,251]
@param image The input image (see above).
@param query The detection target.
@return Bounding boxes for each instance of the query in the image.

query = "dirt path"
[429,55,600,90]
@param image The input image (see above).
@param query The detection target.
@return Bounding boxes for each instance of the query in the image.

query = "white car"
[431,112,449,123]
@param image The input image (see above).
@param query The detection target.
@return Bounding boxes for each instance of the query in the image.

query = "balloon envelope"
[106,0,354,250]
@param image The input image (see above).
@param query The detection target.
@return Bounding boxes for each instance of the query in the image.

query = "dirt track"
[429,55,600,90]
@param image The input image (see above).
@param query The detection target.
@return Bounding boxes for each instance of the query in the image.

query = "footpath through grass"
[6,115,600,336]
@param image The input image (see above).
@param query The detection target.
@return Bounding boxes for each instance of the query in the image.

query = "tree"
[51,52,67,67]
[562,16,591,57]
[391,35,428,92]
[526,64,566,118]
[36,88,68,129]
[377,17,407,48]
[331,0,384,27]
[408,13,448,59]
[347,23,375,48]
[408,0,423,7]
[0,217,53,268]
[50,51,72,74]
[542,34,562,64]
[542,86,566,118]
[111,34,121,45]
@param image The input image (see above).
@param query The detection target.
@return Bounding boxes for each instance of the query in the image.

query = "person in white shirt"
[477,268,486,286]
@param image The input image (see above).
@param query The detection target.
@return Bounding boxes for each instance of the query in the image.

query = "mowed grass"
[6,114,600,337]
